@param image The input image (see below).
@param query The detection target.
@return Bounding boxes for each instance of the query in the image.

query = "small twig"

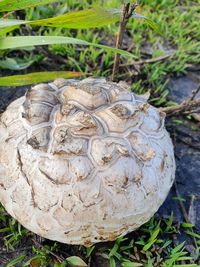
[2,11,14,18]
[174,182,198,248]
[183,108,200,114]
[189,83,200,101]
[174,181,190,223]
[161,98,200,116]
[111,2,138,81]
[0,256,8,265]
[120,53,174,67]
[161,82,200,117]
[111,4,130,81]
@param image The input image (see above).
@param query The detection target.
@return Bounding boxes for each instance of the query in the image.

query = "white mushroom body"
[0,78,175,245]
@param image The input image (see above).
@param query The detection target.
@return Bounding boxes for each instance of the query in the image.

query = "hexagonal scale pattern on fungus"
[0,78,175,245]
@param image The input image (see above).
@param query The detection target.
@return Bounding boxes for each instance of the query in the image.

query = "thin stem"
[161,98,200,116]
[189,83,200,101]
[111,2,138,81]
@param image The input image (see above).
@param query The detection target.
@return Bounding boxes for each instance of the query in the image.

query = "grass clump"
[1,204,199,266]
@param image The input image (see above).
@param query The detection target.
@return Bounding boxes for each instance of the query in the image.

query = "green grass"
[0,0,200,266]
[0,204,200,266]
[2,0,199,105]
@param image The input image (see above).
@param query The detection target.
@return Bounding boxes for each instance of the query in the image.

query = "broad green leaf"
[0,9,160,34]
[0,0,59,12]
[32,8,119,29]
[66,256,87,267]
[0,8,118,29]
[0,57,35,70]
[0,71,83,86]
[0,8,119,29]
[0,36,135,58]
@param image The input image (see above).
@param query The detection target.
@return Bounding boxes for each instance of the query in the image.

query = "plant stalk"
[111,2,138,81]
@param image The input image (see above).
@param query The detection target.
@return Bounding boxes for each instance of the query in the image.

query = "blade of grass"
[130,12,161,34]
[0,36,135,58]
[0,8,119,29]
[6,255,25,267]
[143,226,160,251]
[0,9,159,33]
[171,242,185,254]
[0,71,84,86]
[109,9,161,34]
[0,26,19,35]
[144,18,162,34]
[109,257,116,267]
[173,265,198,267]
[0,0,59,12]
[0,19,27,28]
[122,261,143,267]
[32,8,119,29]
[185,231,200,239]
[181,223,195,228]
[165,212,174,232]
[0,57,35,70]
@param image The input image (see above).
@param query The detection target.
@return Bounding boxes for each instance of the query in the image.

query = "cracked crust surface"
[0,77,175,245]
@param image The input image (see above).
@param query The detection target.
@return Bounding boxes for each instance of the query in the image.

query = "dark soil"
[159,71,200,232]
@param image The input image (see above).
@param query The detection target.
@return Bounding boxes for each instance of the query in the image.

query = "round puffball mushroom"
[0,78,175,246]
